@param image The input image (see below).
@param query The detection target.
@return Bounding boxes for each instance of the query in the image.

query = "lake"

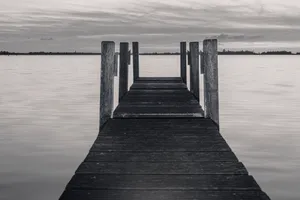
[0,55,299,200]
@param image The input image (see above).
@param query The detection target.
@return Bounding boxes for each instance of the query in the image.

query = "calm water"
[0,55,300,200]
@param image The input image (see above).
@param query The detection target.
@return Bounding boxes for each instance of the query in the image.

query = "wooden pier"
[59,40,271,200]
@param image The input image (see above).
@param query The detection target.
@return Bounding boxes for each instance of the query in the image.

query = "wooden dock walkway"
[59,41,271,200]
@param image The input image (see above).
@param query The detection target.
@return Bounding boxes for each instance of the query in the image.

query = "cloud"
[1,0,300,51]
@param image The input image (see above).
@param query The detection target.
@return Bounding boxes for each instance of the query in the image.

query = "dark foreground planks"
[61,190,270,200]
[59,77,271,200]
[66,174,259,190]
[60,119,270,200]
[85,151,238,162]
[76,161,248,174]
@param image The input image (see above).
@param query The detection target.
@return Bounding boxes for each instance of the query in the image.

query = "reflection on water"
[0,55,300,200]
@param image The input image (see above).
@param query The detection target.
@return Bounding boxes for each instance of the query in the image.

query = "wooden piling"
[200,52,204,74]
[119,42,129,101]
[100,41,115,129]
[128,50,131,65]
[187,51,191,65]
[180,42,187,84]
[114,53,118,76]
[133,42,139,82]
[203,39,219,126]
[189,42,200,101]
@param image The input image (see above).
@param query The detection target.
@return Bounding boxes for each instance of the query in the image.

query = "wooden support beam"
[114,53,118,76]
[187,51,191,65]
[203,39,219,126]
[100,41,115,130]
[128,50,131,65]
[189,42,200,101]
[200,51,204,74]
[180,42,187,84]
[133,42,139,82]
[119,42,129,101]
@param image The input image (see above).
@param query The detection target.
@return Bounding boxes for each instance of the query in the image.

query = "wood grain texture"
[180,42,187,84]
[60,190,271,200]
[189,42,200,101]
[65,174,260,190]
[99,41,115,129]
[203,39,219,126]
[85,151,238,162]
[130,82,187,90]
[135,77,183,83]
[119,42,129,101]
[132,42,139,81]
[76,161,247,174]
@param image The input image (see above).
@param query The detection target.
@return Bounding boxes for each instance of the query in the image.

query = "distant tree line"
[0,50,299,55]
[0,51,101,55]
[218,50,294,55]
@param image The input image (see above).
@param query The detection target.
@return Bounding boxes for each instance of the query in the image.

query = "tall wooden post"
[189,42,200,101]
[180,42,187,84]
[203,39,219,126]
[100,41,115,130]
[119,42,129,101]
[114,53,118,76]
[133,42,139,82]
[128,50,131,65]
[200,51,204,74]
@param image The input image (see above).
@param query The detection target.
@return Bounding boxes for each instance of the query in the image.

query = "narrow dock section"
[114,77,203,118]
[59,40,271,200]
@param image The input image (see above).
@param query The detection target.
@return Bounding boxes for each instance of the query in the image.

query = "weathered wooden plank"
[127,89,191,94]
[130,83,187,90]
[66,174,260,190]
[114,105,203,112]
[113,108,204,118]
[100,129,219,135]
[125,91,195,96]
[119,42,129,101]
[90,140,230,151]
[101,118,217,126]
[76,161,247,174]
[118,101,200,106]
[122,94,197,99]
[85,151,238,162]
[118,100,200,106]
[60,190,271,200]
[99,41,115,129]
[180,42,187,84]
[120,94,197,99]
[95,134,224,144]
[101,118,219,133]
[136,77,183,83]
[122,95,199,101]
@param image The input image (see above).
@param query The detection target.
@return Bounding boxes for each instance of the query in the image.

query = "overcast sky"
[1,0,300,52]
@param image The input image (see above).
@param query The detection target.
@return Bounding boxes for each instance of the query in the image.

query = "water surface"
[0,55,299,200]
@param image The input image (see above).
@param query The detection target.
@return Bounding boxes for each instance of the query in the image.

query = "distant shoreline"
[1,50,299,55]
